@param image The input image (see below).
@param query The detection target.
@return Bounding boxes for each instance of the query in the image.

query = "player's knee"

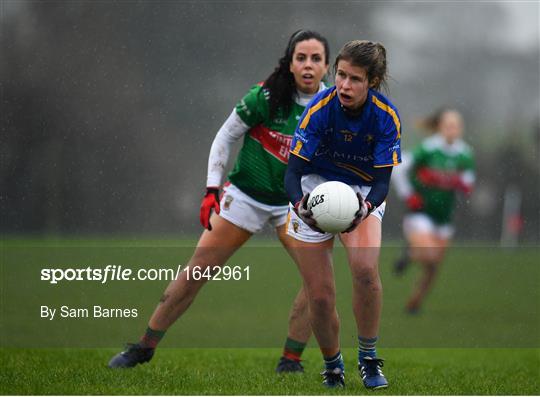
[424,247,444,265]
[417,247,437,264]
[350,265,381,289]
[309,291,336,315]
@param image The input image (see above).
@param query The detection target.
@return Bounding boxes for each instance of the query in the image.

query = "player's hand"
[294,194,324,233]
[200,187,220,231]
[406,193,423,211]
[343,194,373,233]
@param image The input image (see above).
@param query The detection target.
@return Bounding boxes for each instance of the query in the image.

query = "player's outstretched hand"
[200,187,220,231]
[343,193,372,233]
[294,194,324,233]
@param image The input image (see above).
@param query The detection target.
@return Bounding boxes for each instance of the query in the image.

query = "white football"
[308,181,360,234]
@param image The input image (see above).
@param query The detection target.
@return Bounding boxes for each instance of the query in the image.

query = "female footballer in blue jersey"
[284,40,401,389]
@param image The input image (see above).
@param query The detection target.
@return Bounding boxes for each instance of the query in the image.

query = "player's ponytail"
[264,30,330,120]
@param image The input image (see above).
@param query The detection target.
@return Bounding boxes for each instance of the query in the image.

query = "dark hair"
[264,30,330,119]
[333,40,388,91]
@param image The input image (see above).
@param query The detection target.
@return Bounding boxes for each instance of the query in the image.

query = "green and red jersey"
[229,83,314,205]
[410,135,475,224]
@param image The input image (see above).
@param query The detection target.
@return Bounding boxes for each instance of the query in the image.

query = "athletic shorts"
[286,174,386,243]
[403,213,454,240]
[219,183,289,234]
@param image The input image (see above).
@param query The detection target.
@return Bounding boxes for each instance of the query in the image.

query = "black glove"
[343,193,374,233]
[293,193,324,233]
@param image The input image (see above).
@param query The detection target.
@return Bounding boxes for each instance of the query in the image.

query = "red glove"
[200,187,220,231]
[406,193,424,211]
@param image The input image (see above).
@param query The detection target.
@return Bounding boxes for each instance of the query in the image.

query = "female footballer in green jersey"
[108,30,329,370]
[393,108,475,313]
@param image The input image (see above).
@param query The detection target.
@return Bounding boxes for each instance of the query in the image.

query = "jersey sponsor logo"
[238,99,251,116]
[388,143,400,152]
[314,147,327,157]
[315,147,374,163]
[249,125,292,164]
[294,133,308,144]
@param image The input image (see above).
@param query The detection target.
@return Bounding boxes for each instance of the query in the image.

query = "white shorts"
[403,213,454,240]
[286,174,386,243]
[218,183,289,234]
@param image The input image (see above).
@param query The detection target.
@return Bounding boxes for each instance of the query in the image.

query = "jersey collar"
[294,82,327,106]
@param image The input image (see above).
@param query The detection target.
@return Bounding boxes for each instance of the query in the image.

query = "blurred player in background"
[284,40,401,389]
[392,108,475,313]
[108,30,329,369]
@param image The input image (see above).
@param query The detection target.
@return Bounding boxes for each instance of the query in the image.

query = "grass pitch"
[1,348,538,395]
[1,238,539,394]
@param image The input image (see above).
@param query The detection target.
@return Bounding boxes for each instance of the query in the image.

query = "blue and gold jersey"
[290,86,402,186]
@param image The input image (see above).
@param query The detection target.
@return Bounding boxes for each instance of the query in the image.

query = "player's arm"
[284,92,328,232]
[392,152,414,198]
[201,110,249,230]
[392,152,424,210]
[455,170,475,194]
[365,166,393,209]
[206,110,250,188]
[343,166,393,233]
[284,153,323,233]
[284,153,307,206]
[285,91,326,206]
[201,85,265,230]
[455,150,476,194]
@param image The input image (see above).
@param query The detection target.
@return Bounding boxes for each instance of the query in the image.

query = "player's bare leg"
[339,215,382,339]
[339,215,387,389]
[405,233,449,312]
[148,214,252,330]
[289,237,339,356]
[289,236,345,386]
[283,287,311,342]
[274,224,312,371]
[108,215,252,368]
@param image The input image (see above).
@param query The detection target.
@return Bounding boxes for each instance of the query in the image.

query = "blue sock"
[324,351,344,371]
[358,336,378,362]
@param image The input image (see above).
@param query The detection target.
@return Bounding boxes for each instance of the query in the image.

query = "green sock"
[283,337,306,362]
[140,326,166,348]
